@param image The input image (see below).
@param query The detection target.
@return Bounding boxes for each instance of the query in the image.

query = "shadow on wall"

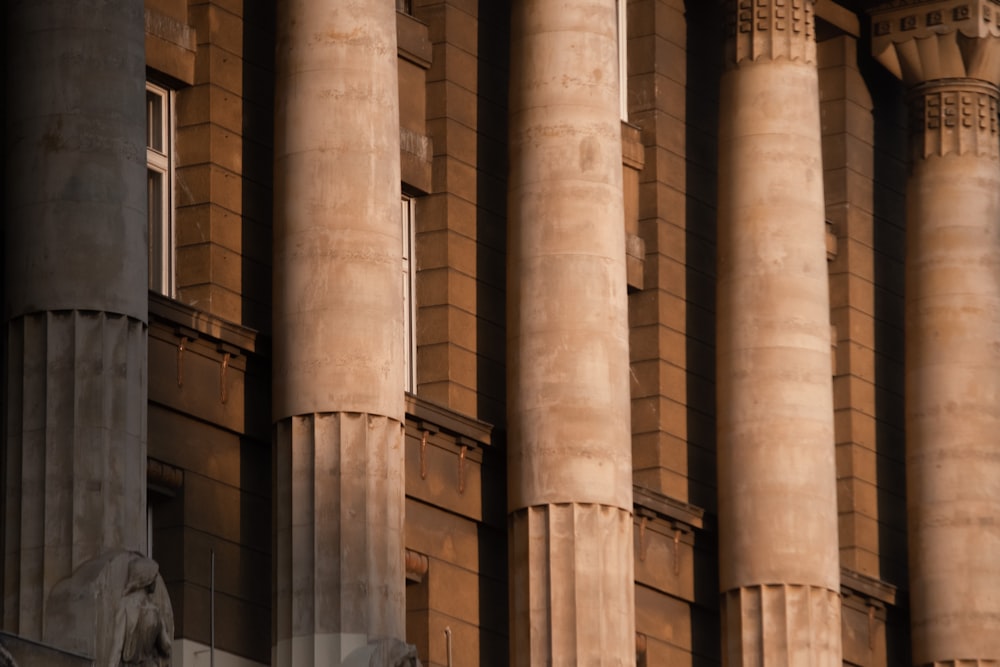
[859,19,912,667]
[685,1,722,665]
[477,1,511,664]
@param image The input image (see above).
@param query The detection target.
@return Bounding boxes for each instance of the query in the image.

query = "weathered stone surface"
[272,0,407,663]
[507,0,636,663]
[717,0,843,662]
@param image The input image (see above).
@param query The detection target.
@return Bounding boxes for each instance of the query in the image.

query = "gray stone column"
[716,1,843,663]
[872,4,1000,663]
[507,1,635,664]
[3,0,148,640]
[272,0,405,663]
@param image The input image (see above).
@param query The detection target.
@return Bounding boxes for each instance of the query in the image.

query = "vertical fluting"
[905,79,1000,665]
[3,0,148,639]
[507,0,635,663]
[272,0,404,663]
[716,1,842,662]
[273,414,405,664]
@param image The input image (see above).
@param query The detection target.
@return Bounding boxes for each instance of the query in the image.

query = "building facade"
[3,0,1000,665]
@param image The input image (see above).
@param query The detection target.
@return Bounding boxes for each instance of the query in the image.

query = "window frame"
[401,195,417,393]
[146,81,175,297]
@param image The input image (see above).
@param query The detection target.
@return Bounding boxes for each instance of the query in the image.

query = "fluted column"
[872,4,1000,663]
[272,0,405,664]
[3,0,148,640]
[716,1,842,663]
[507,1,635,664]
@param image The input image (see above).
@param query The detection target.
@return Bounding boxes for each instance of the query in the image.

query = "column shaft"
[507,1,634,664]
[272,0,405,663]
[3,0,148,640]
[906,80,1000,664]
[716,1,842,662]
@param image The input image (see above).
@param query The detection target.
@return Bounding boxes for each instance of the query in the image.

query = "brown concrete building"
[3,0,999,665]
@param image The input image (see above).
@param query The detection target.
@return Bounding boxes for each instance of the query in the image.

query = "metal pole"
[210,549,215,667]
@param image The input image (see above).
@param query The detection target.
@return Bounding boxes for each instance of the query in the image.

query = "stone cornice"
[871,0,1000,85]
[725,0,818,67]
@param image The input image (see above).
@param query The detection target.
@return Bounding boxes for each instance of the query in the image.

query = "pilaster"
[717,0,843,662]
[870,3,1000,663]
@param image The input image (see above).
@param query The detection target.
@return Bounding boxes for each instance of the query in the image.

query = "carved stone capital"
[909,78,999,158]
[724,0,817,67]
[872,0,1000,86]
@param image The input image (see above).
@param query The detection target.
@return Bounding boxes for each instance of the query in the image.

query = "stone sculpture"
[43,550,173,667]
[113,557,172,665]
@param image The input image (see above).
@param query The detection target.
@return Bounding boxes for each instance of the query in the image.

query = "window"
[402,196,417,393]
[146,82,175,296]
[617,0,628,120]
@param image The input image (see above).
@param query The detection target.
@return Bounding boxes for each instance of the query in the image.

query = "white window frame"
[617,0,628,120]
[146,81,175,297]
[401,196,417,393]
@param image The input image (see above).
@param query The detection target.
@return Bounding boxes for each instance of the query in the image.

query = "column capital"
[872,0,1000,86]
[724,0,817,67]
[909,78,999,159]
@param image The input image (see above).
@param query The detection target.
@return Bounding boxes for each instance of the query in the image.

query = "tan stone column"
[507,1,635,664]
[272,0,405,664]
[872,5,1000,663]
[3,0,148,640]
[716,1,842,663]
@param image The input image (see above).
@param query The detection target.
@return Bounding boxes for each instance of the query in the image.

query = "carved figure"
[113,557,172,666]
[43,549,174,667]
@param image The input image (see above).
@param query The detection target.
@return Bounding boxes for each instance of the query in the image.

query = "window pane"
[146,90,163,153]
[148,169,165,292]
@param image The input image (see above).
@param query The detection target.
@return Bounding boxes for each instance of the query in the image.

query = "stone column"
[507,1,635,664]
[272,0,405,664]
[716,1,843,663]
[872,4,1000,664]
[3,0,148,640]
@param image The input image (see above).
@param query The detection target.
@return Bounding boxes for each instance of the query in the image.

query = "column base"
[721,584,841,666]
[273,412,405,667]
[509,503,635,666]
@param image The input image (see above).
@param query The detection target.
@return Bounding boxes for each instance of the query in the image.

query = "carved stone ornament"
[871,0,1000,85]
[724,0,817,66]
[42,550,174,667]
[909,79,1000,158]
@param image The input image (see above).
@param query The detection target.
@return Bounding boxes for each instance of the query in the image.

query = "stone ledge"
[405,393,493,446]
[632,484,705,531]
[840,566,899,607]
[149,292,260,354]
